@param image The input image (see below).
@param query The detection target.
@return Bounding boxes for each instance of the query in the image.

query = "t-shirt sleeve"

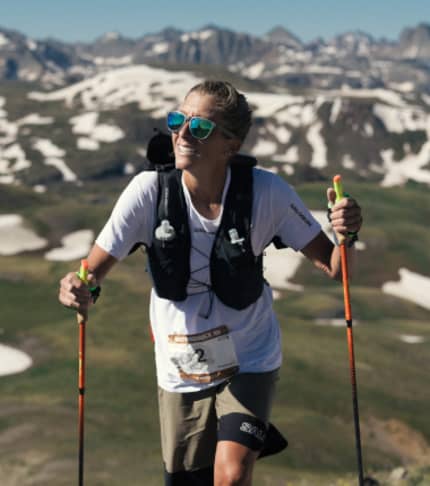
[96,172,157,260]
[252,169,321,253]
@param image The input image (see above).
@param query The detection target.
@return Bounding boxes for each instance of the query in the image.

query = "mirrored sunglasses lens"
[189,118,215,139]
[167,112,186,131]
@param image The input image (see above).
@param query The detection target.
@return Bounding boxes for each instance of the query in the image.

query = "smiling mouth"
[177,145,200,156]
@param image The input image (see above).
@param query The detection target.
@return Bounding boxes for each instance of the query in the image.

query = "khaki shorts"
[158,369,279,474]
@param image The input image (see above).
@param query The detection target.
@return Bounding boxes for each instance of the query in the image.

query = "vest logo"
[240,421,266,442]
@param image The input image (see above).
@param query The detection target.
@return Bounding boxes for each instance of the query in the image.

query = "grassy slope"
[0,181,429,485]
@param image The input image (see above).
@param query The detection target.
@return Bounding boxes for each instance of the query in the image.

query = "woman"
[59,80,362,486]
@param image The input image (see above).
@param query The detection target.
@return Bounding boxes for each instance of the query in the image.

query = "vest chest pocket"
[221,236,257,272]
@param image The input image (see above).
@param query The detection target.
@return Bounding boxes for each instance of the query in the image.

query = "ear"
[228,138,242,154]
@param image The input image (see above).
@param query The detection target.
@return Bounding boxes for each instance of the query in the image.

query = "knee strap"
[164,466,214,486]
[258,422,288,459]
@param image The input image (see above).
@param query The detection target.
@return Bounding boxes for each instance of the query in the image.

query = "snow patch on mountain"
[33,138,65,158]
[307,122,327,168]
[330,98,342,123]
[263,244,304,291]
[70,112,99,134]
[399,335,426,344]
[374,104,429,133]
[16,113,53,126]
[267,124,291,144]
[0,118,18,144]
[45,229,94,261]
[252,139,278,157]
[0,143,31,173]
[342,154,356,169]
[46,158,78,182]
[364,123,374,137]
[150,42,169,55]
[77,137,99,151]
[380,141,430,186]
[0,215,48,255]
[124,162,136,175]
[247,93,304,118]
[244,62,265,79]
[0,96,6,113]
[382,268,430,310]
[29,65,202,113]
[33,138,78,182]
[180,30,215,42]
[92,124,124,142]
[0,344,32,377]
[0,32,9,47]
[337,87,406,107]
[71,112,124,143]
[26,38,37,50]
[94,55,133,66]
[277,145,299,164]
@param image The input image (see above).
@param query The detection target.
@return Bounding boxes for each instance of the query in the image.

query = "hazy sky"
[1,0,429,43]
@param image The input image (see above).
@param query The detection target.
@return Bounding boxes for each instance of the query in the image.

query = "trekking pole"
[76,259,89,486]
[333,175,364,486]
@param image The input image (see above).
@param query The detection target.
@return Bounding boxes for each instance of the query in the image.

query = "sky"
[0,0,429,43]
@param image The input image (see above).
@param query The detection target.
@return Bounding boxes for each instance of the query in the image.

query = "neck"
[183,166,228,219]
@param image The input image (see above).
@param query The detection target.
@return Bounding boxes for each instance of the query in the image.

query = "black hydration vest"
[142,133,264,310]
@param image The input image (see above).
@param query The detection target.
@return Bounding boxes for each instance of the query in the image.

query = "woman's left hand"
[327,188,363,236]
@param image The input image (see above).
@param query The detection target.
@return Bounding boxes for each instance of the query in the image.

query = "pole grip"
[332,175,346,245]
[333,174,344,202]
[77,259,89,285]
[77,259,89,323]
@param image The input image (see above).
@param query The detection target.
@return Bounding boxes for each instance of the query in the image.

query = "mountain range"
[1,23,430,91]
[1,23,430,190]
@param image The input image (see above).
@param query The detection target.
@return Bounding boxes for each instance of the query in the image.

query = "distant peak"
[264,26,303,47]
[100,31,121,42]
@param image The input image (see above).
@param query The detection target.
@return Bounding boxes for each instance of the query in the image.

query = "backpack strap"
[146,169,191,301]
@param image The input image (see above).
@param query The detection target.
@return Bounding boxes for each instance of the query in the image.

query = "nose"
[176,119,192,140]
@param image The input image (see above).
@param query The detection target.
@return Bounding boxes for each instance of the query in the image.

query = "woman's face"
[172,91,239,172]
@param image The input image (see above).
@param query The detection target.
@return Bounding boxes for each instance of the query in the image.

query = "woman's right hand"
[58,271,96,314]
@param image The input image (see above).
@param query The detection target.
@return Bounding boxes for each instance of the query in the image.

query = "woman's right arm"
[58,171,157,313]
[58,244,117,314]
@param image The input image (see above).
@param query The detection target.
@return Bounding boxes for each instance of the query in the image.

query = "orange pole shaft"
[340,244,352,321]
[78,315,86,486]
[339,243,364,486]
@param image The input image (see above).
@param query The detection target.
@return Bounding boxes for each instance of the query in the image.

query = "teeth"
[178,145,198,155]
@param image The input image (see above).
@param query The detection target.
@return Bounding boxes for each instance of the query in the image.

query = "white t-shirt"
[96,167,321,392]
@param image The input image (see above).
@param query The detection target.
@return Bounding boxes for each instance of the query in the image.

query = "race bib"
[167,325,239,383]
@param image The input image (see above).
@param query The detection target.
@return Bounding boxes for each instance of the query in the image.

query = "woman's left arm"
[301,188,363,280]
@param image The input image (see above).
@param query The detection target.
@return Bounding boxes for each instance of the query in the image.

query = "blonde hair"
[186,80,252,142]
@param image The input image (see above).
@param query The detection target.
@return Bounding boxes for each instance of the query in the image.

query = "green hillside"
[0,180,429,485]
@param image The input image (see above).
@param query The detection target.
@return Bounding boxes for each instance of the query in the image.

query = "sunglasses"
[167,111,235,140]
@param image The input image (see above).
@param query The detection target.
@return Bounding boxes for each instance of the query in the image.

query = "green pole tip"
[333,174,344,202]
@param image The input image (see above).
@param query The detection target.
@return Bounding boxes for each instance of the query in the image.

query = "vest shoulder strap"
[224,163,253,233]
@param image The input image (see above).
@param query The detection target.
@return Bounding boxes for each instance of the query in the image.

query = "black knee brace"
[164,466,214,486]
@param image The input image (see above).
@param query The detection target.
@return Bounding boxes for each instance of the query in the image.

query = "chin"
[174,157,190,170]
[174,153,199,170]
